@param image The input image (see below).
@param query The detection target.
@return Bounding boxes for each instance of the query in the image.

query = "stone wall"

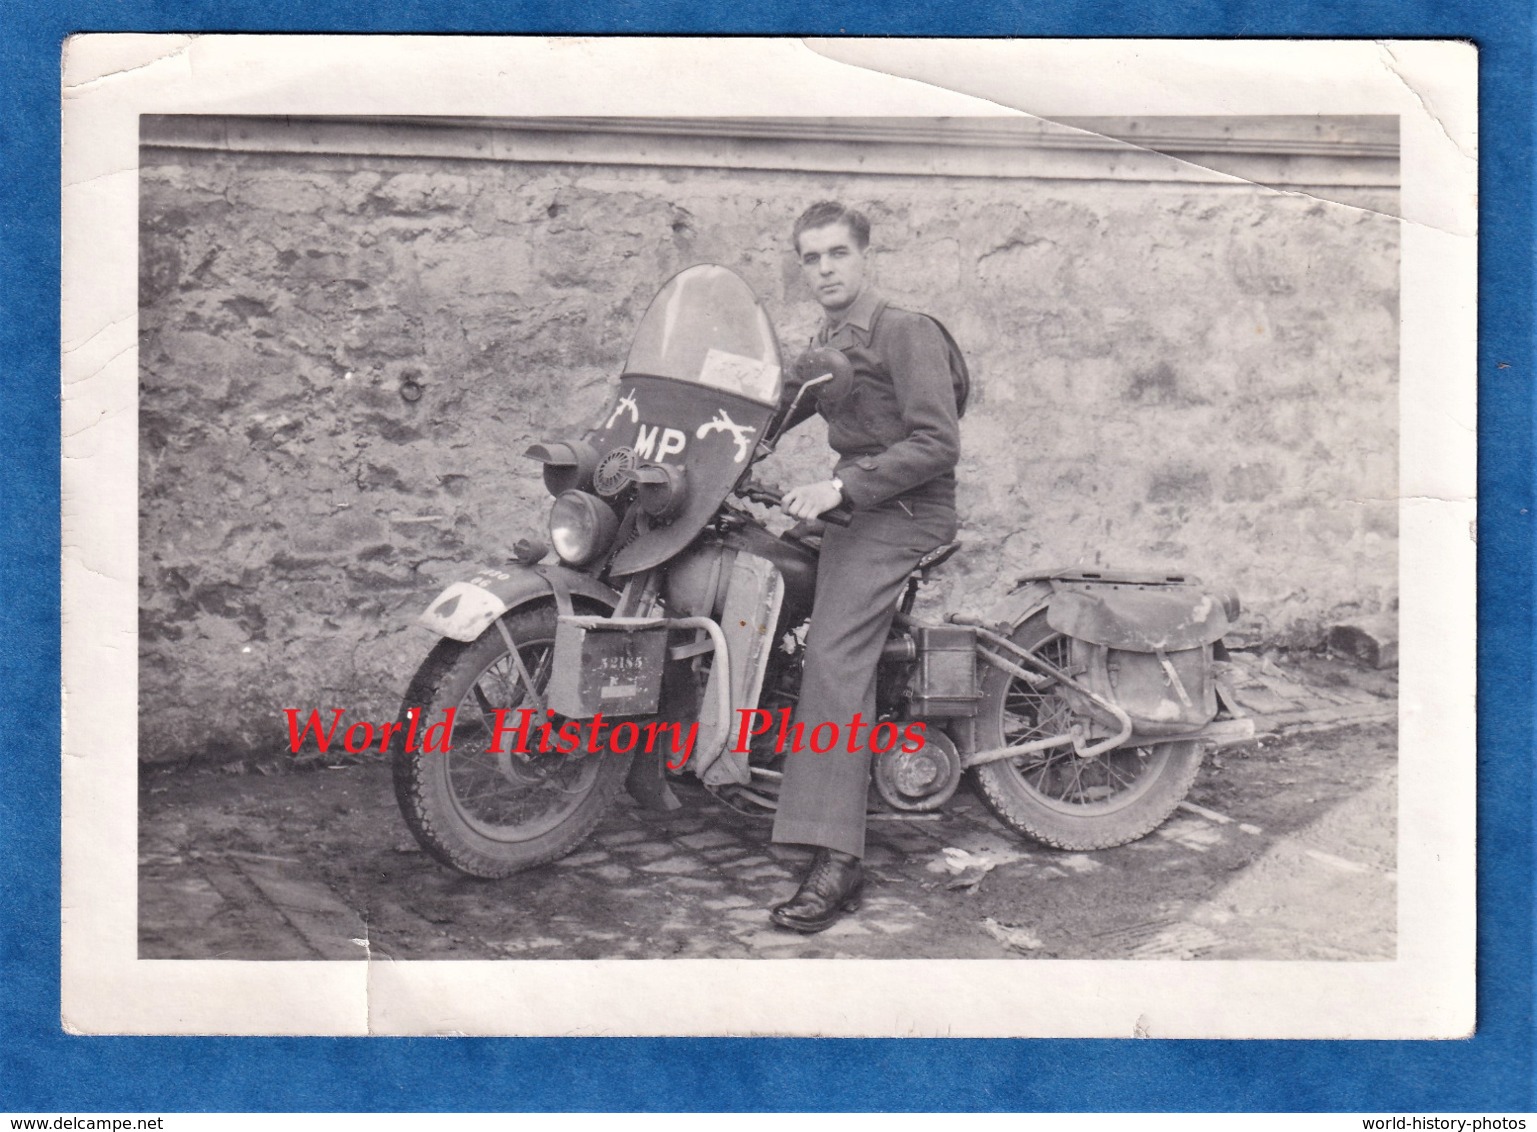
[138,139,1398,763]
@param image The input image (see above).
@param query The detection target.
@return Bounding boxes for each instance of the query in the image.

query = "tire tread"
[968,608,1205,851]
[391,607,631,878]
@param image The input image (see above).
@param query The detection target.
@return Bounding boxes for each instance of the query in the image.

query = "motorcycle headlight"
[548,491,619,566]
[628,462,689,521]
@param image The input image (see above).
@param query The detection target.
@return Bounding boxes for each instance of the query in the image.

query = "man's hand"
[781,480,845,520]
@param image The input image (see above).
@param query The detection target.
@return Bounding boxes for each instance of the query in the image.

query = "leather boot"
[769,848,864,933]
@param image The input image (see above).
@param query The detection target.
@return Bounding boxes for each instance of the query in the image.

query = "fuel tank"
[663,525,818,627]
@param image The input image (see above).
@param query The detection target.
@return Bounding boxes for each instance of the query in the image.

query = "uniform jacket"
[784,287,962,514]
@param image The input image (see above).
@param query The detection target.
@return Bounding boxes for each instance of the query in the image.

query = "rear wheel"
[392,603,632,878]
[971,609,1203,850]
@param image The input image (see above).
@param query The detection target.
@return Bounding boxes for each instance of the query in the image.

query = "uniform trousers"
[771,496,955,859]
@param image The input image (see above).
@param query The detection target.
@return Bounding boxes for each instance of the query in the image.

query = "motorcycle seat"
[916,541,962,575]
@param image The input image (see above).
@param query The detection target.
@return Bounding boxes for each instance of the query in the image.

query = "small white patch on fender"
[416,580,511,641]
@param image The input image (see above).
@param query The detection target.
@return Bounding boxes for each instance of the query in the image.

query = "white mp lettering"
[634,422,660,458]
[655,427,688,460]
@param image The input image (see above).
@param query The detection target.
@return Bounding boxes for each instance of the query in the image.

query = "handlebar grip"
[737,484,852,527]
[740,485,783,506]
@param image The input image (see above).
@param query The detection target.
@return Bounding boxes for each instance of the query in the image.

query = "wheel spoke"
[973,615,1204,849]
[452,782,524,807]
[1095,758,1125,792]
[1066,756,1087,802]
[450,749,501,772]
[469,682,504,738]
[996,631,1154,808]
[434,633,610,835]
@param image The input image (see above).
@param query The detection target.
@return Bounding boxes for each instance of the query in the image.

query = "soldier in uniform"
[769,201,962,932]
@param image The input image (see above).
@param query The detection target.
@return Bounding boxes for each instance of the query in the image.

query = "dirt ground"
[139,658,1397,962]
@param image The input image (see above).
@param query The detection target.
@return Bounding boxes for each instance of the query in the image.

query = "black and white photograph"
[61,37,1475,1037]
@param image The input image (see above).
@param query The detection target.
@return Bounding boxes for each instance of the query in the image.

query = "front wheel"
[392,603,632,878]
[971,609,1204,850]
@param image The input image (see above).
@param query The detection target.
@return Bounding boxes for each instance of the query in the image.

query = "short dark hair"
[792,201,871,252]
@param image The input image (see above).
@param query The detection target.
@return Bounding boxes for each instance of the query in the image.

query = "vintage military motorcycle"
[393,264,1252,878]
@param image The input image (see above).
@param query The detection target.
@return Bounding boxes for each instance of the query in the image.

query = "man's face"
[796,221,868,313]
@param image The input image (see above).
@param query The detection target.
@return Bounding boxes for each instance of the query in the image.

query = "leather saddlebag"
[1045,582,1229,736]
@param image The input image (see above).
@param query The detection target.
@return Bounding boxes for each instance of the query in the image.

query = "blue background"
[2,2,1531,1114]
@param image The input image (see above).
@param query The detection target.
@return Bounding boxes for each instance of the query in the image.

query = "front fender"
[416,562,620,642]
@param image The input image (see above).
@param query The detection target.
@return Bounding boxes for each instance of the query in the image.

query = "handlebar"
[739,483,852,528]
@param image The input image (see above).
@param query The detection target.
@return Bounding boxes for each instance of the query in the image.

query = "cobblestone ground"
[140,655,1397,962]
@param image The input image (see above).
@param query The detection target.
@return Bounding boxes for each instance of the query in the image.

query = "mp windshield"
[622,265,784,406]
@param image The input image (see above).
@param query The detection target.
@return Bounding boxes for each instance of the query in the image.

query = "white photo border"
[60,35,1476,1038]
